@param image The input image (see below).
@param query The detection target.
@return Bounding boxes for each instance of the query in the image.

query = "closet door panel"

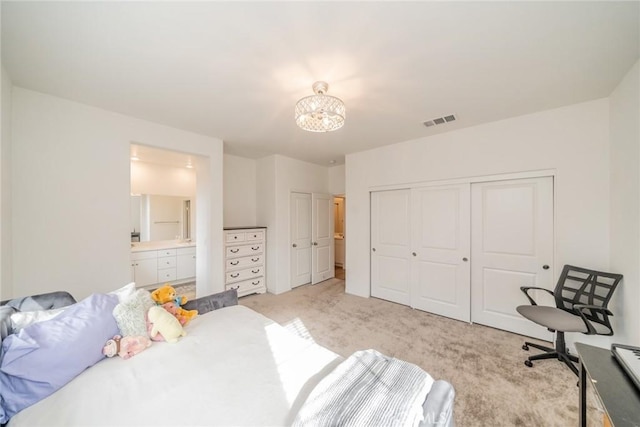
[471,177,554,341]
[410,184,470,321]
[371,189,411,305]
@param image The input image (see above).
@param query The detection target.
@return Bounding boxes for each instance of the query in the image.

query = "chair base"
[522,332,579,376]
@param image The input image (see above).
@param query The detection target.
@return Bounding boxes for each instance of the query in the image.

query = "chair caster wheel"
[525,360,533,368]
[522,344,529,351]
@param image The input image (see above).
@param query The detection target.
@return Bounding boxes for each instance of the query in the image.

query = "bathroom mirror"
[131,194,193,242]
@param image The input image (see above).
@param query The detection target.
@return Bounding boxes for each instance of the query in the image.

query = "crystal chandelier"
[295,81,345,132]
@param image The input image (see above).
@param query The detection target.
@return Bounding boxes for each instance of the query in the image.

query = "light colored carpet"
[240,278,605,427]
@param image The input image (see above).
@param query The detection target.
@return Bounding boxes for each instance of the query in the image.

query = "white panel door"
[311,193,334,284]
[471,177,554,340]
[290,192,312,288]
[411,184,471,322]
[371,189,411,305]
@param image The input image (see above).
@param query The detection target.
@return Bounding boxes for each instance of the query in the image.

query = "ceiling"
[2,2,639,166]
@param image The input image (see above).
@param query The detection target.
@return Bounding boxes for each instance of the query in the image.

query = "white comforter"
[8,305,342,426]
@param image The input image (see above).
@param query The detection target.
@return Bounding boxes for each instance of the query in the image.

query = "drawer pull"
[230,273,240,278]
[231,285,239,290]
[252,234,257,238]
[252,281,260,286]
[251,246,259,251]
[230,261,239,266]
[234,236,238,239]
[230,248,240,253]
[251,269,260,274]
[251,258,259,262]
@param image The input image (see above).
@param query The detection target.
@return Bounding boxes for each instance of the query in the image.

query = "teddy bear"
[147,305,186,343]
[151,284,197,325]
[151,284,188,306]
[162,301,198,326]
[102,335,151,359]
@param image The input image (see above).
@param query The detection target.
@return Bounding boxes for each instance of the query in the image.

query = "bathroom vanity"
[130,241,196,288]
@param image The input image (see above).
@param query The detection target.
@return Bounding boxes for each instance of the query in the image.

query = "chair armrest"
[573,304,613,335]
[520,286,554,306]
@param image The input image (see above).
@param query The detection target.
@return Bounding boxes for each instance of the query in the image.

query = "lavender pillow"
[0,293,119,423]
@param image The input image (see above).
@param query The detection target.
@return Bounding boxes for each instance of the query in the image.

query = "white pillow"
[109,282,137,303]
[10,308,66,333]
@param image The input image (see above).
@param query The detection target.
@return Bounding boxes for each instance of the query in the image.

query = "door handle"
[543,265,550,270]
[292,243,297,248]
[463,257,468,262]
[313,242,318,246]
[412,252,417,257]
[372,248,376,252]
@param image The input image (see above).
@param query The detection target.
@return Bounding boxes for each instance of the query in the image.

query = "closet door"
[290,192,312,288]
[311,193,334,284]
[410,184,471,322]
[371,189,411,305]
[471,177,554,340]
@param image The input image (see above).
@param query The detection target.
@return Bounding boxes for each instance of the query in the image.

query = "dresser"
[224,227,267,297]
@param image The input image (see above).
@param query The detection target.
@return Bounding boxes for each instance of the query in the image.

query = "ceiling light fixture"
[295,81,345,132]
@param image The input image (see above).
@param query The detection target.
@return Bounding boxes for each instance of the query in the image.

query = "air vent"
[423,114,456,128]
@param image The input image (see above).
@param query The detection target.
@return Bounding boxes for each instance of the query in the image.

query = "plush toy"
[151,284,187,306]
[162,301,198,326]
[102,335,151,359]
[147,306,186,343]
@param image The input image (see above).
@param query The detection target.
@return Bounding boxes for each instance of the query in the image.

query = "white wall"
[131,161,196,197]
[329,164,345,195]
[610,59,640,347]
[11,88,224,300]
[257,155,329,294]
[0,66,12,300]
[223,154,257,227]
[346,98,612,346]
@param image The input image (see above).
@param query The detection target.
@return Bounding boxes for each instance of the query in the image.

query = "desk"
[576,343,640,427]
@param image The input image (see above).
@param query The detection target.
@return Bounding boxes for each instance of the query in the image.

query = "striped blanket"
[293,349,434,427]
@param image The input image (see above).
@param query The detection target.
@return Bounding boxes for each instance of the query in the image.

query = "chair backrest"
[554,265,623,334]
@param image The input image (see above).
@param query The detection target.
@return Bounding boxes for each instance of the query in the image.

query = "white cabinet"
[131,251,158,287]
[177,246,196,279]
[224,227,266,297]
[130,244,196,287]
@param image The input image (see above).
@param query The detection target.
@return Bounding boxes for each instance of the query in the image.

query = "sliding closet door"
[471,177,554,340]
[290,192,312,288]
[311,193,334,284]
[371,189,411,305]
[410,184,471,322]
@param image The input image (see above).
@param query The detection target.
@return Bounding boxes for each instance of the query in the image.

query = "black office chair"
[516,265,623,376]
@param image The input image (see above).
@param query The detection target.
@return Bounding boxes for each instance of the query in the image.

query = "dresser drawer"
[225,266,264,284]
[158,249,177,257]
[245,230,264,241]
[157,256,176,268]
[226,232,246,243]
[226,255,263,271]
[177,246,196,256]
[226,244,263,258]
[158,268,177,282]
[226,277,266,296]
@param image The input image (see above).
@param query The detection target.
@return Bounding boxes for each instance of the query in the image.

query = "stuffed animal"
[102,335,151,359]
[162,301,198,326]
[151,284,188,306]
[147,306,186,343]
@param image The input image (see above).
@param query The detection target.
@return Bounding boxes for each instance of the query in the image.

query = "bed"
[0,288,455,426]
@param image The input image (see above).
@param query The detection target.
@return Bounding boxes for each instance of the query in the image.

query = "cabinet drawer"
[225,266,264,284]
[226,244,263,258]
[226,232,245,243]
[226,277,266,296]
[131,250,157,261]
[158,268,177,282]
[158,249,177,257]
[177,246,196,256]
[245,230,264,241]
[226,255,263,271]
[158,256,176,268]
